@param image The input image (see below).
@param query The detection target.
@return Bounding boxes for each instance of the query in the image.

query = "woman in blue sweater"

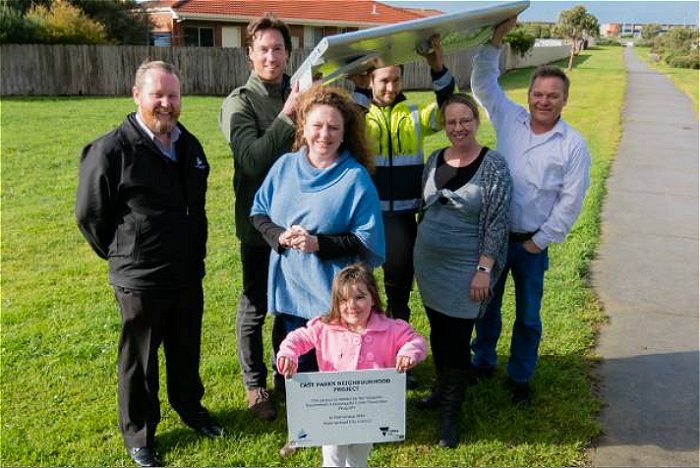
[251,84,385,390]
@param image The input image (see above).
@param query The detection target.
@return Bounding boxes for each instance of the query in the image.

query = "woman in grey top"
[413,94,512,448]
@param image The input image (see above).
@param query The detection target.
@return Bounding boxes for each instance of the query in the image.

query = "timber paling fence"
[0,44,567,97]
[0,44,478,96]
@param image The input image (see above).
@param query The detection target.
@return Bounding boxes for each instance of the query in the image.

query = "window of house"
[313,27,325,45]
[150,32,172,47]
[184,27,214,47]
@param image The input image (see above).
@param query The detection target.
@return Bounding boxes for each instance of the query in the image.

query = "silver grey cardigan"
[419,147,512,316]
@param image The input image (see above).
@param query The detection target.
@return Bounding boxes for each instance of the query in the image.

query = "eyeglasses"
[445,118,475,128]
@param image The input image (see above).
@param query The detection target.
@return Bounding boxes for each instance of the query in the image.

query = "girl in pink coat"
[277,263,427,467]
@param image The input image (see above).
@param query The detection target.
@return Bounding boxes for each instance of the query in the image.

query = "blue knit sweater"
[251,148,385,319]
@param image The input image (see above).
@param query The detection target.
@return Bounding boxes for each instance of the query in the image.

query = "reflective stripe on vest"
[409,104,423,162]
[374,153,423,167]
[381,198,420,212]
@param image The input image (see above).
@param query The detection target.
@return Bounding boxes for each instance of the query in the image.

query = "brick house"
[142,0,441,48]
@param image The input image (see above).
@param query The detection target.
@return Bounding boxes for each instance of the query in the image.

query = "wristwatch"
[476,265,491,274]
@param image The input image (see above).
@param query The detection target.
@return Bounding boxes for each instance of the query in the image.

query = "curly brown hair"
[322,263,386,325]
[293,84,374,173]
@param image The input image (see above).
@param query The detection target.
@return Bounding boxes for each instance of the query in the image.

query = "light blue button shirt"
[135,112,181,162]
[471,44,590,250]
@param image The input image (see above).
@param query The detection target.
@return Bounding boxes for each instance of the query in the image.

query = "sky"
[385,1,700,25]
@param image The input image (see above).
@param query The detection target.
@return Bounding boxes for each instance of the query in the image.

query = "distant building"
[141,0,440,48]
[600,23,621,37]
[600,22,697,38]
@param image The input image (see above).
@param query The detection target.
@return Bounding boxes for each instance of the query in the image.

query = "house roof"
[154,0,441,28]
[402,7,444,18]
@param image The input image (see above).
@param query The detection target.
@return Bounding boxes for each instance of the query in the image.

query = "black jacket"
[75,113,209,290]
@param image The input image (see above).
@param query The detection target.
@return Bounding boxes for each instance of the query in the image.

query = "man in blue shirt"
[470,17,591,405]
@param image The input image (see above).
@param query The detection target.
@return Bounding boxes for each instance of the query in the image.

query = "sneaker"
[506,378,532,406]
[128,447,162,467]
[246,387,277,421]
[279,442,297,457]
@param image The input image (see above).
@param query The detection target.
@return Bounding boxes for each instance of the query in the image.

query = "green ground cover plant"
[1,46,623,466]
[634,45,699,115]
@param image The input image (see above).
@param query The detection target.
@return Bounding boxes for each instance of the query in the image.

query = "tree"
[0,0,152,45]
[69,0,152,45]
[523,22,554,39]
[0,3,38,43]
[504,26,536,57]
[0,0,52,15]
[641,23,662,41]
[555,5,600,71]
[26,0,108,44]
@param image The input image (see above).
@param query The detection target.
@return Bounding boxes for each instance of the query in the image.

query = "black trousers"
[425,306,475,371]
[236,243,270,390]
[114,283,206,449]
[382,213,417,322]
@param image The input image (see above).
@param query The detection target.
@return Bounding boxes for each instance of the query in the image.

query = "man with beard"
[76,60,222,467]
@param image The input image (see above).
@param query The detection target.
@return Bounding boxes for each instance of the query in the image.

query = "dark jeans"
[114,283,206,449]
[471,240,549,383]
[271,312,319,385]
[236,243,270,390]
[425,306,475,371]
[383,212,417,322]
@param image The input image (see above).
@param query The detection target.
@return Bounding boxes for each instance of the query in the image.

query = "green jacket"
[219,72,295,245]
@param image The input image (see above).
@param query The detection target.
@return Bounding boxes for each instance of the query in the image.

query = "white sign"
[285,368,406,447]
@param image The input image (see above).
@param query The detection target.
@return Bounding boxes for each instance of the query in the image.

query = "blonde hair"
[322,264,385,324]
[293,84,374,173]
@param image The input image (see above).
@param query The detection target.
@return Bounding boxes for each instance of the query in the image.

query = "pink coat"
[277,311,427,371]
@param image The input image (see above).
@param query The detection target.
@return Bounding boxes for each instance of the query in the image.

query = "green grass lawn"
[634,45,700,115]
[1,46,623,466]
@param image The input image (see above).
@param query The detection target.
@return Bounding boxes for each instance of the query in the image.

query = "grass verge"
[1,46,623,466]
[633,45,699,116]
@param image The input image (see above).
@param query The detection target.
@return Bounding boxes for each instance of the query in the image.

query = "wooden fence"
[0,44,565,96]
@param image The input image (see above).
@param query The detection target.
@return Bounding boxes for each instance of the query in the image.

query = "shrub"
[595,37,623,47]
[0,3,39,43]
[25,0,107,44]
[654,27,700,69]
[665,53,700,69]
[504,26,536,57]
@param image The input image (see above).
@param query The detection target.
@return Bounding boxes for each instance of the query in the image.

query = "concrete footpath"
[588,47,699,466]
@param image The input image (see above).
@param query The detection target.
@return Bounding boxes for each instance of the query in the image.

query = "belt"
[509,231,536,243]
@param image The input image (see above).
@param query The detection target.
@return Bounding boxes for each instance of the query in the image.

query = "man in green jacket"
[351,36,454,387]
[219,13,299,421]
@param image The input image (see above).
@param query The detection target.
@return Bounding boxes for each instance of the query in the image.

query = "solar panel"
[291,0,530,90]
